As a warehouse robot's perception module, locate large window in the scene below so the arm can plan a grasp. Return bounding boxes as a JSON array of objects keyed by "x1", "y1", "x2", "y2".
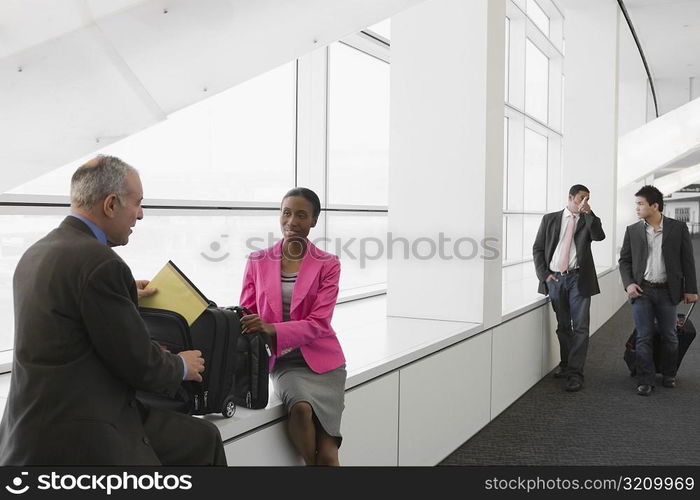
[
  {"x1": 325, "y1": 33, "x2": 390, "y2": 296},
  {"x1": 675, "y1": 207, "x2": 690, "y2": 223},
  {"x1": 0, "y1": 26, "x2": 392, "y2": 363},
  {"x1": 0, "y1": 212, "x2": 66, "y2": 353},
  {"x1": 328, "y1": 43, "x2": 390, "y2": 206},
  {"x1": 525, "y1": 40, "x2": 549, "y2": 124},
  {"x1": 502, "y1": 0, "x2": 564, "y2": 312},
  {"x1": 526, "y1": 0, "x2": 550, "y2": 36},
  {"x1": 523, "y1": 128, "x2": 548, "y2": 211}
]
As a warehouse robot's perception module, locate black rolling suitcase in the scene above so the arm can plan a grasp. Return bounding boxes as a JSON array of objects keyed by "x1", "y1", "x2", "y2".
[
  {"x1": 624, "y1": 302, "x2": 696, "y2": 376},
  {"x1": 138, "y1": 305, "x2": 243, "y2": 418}
]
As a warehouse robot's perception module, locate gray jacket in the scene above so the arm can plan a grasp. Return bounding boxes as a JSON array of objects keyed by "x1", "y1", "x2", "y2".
[{"x1": 618, "y1": 216, "x2": 697, "y2": 304}]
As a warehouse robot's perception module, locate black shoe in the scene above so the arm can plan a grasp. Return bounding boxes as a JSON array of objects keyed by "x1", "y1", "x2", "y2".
[
  {"x1": 565, "y1": 378, "x2": 582, "y2": 392},
  {"x1": 662, "y1": 376, "x2": 677, "y2": 388},
  {"x1": 553, "y1": 366, "x2": 567, "y2": 379},
  {"x1": 637, "y1": 384, "x2": 653, "y2": 396}
]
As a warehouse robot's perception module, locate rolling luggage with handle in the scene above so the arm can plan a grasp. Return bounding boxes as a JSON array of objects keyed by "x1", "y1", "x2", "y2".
[{"x1": 623, "y1": 302, "x2": 696, "y2": 376}]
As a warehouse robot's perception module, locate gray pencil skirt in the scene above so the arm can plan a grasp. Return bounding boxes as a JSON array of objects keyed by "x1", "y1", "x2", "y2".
[{"x1": 271, "y1": 348, "x2": 347, "y2": 446}]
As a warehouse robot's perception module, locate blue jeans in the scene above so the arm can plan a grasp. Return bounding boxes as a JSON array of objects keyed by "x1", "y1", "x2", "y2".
[
  {"x1": 547, "y1": 272, "x2": 591, "y2": 381},
  {"x1": 630, "y1": 287, "x2": 678, "y2": 386}
]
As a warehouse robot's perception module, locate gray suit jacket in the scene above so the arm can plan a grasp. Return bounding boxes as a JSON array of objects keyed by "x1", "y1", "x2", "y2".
[
  {"x1": 618, "y1": 216, "x2": 697, "y2": 304},
  {"x1": 0, "y1": 217, "x2": 184, "y2": 465},
  {"x1": 533, "y1": 210, "x2": 606, "y2": 297}
]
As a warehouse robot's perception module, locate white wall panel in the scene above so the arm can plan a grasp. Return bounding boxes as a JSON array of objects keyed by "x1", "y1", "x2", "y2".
[
  {"x1": 592, "y1": 271, "x2": 622, "y2": 334},
  {"x1": 339, "y1": 372, "x2": 399, "y2": 466},
  {"x1": 398, "y1": 331, "x2": 492, "y2": 465},
  {"x1": 562, "y1": 0, "x2": 619, "y2": 270},
  {"x1": 542, "y1": 304, "x2": 560, "y2": 376},
  {"x1": 224, "y1": 421, "x2": 304, "y2": 466},
  {"x1": 491, "y1": 308, "x2": 543, "y2": 417}
]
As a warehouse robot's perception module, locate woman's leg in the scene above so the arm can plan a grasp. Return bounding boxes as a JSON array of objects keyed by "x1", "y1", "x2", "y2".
[
  {"x1": 288, "y1": 402, "x2": 317, "y2": 465},
  {"x1": 315, "y1": 427, "x2": 340, "y2": 466}
]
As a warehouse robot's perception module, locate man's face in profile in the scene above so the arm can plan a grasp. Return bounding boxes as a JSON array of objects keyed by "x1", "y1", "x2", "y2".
[{"x1": 106, "y1": 171, "x2": 144, "y2": 247}]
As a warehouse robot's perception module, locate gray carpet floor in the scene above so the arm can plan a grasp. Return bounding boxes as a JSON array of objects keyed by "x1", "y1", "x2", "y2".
[{"x1": 441, "y1": 237, "x2": 700, "y2": 466}]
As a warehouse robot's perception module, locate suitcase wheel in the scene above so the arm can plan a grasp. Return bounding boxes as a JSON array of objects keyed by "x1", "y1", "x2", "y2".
[{"x1": 222, "y1": 397, "x2": 236, "y2": 418}]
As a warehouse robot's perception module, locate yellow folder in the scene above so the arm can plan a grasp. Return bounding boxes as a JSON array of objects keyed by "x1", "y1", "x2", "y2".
[{"x1": 138, "y1": 261, "x2": 209, "y2": 326}]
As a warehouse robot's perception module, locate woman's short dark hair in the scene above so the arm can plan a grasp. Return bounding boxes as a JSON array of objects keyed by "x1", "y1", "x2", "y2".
[
  {"x1": 282, "y1": 187, "x2": 321, "y2": 218},
  {"x1": 635, "y1": 185, "x2": 664, "y2": 212}
]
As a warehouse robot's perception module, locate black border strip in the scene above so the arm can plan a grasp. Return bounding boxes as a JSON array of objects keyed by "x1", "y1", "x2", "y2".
[
  {"x1": 0, "y1": 202, "x2": 68, "y2": 207},
  {"x1": 617, "y1": 0, "x2": 659, "y2": 118}
]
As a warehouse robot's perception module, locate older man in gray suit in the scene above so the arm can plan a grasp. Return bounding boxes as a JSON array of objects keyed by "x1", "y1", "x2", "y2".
[
  {"x1": 619, "y1": 185, "x2": 698, "y2": 396},
  {"x1": 0, "y1": 156, "x2": 227, "y2": 465}
]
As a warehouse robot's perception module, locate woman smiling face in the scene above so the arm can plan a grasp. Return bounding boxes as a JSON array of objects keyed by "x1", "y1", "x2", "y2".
[{"x1": 280, "y1": 195, "x2": 317, "y2": 242}]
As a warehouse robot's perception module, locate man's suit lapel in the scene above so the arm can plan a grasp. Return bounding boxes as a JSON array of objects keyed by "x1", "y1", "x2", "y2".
[
  {"x1": 661, "y1": 217, "x2": 675, "y2": 275},
  {"x1": 547, "y1": 211, "x2": 563, "y2": 262},
  {"x1": 635, "y1": 221, "x2": 648, "y2": 266},
  {"x1": 661, "y1": 216, "x2": 674, "y2": 249}
]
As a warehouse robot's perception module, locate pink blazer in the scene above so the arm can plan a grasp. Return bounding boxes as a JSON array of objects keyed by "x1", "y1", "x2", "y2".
[{"x1": 239, "y1": 240, "x2": 345, "y2": 373}]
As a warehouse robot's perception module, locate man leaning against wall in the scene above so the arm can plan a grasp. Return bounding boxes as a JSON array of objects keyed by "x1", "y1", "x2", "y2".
[{"x1": 533, "y1": 184, "x2": 606, "y2": 393}]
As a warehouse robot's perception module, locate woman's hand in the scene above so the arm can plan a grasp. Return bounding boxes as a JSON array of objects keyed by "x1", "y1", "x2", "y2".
[{"x1": 240, "y1": 314, "x2": 277, "y2": 337}]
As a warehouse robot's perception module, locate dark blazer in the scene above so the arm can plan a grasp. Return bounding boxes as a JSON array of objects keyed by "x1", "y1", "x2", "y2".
[
  {"x1": 618, "y1": 216, "x2": 697, "y2": 304},
  {"x1": 533, "y1": 210, "x2": 606, "y2": 297},
  {"x1": 0, "y1": 217, "x2": 184, "y2": 465}
]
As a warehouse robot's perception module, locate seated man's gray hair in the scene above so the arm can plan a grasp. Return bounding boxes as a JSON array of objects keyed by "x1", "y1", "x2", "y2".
[{"x1": 70, "y1": 155, "x2": 137, "y2": 210}]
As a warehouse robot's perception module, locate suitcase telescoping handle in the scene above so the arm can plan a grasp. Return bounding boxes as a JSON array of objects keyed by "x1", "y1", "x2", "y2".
[{"x1": 681, "y1": 301, "x2": 696, "y2": 327}]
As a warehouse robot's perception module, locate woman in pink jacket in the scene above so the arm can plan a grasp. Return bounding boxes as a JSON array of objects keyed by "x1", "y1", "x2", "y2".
[{"x1": 239, "y1": 188, "x2": 346, "y2": 466}]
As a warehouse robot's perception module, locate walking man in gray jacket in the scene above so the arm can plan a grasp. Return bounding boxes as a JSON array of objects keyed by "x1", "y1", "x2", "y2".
[{"x1": 619, "y1": 185, "x2": 697, "y2": 396}]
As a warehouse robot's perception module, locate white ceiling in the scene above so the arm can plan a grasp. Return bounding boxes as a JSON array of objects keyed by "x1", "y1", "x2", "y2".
[
  {"x1": 623, "y1": 0, "x2": 700, "y2": 80},
  {"x1": 622, "y1": 0, "x2": 700, "y2": 180},
  {"x1": 0, "y1": 0, "x2": 148, "y2": 59},
  {"x1": 2, "y1": 0, "x2": 697, "y2": 189},
  {"x1": 0, "y1": 0, "x2": 421, "y2": 193}
]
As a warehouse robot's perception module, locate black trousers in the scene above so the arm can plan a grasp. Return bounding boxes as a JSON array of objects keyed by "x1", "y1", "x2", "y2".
[{"x1": 141, "y1": 403, "x2": 227, "y2": 466}]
